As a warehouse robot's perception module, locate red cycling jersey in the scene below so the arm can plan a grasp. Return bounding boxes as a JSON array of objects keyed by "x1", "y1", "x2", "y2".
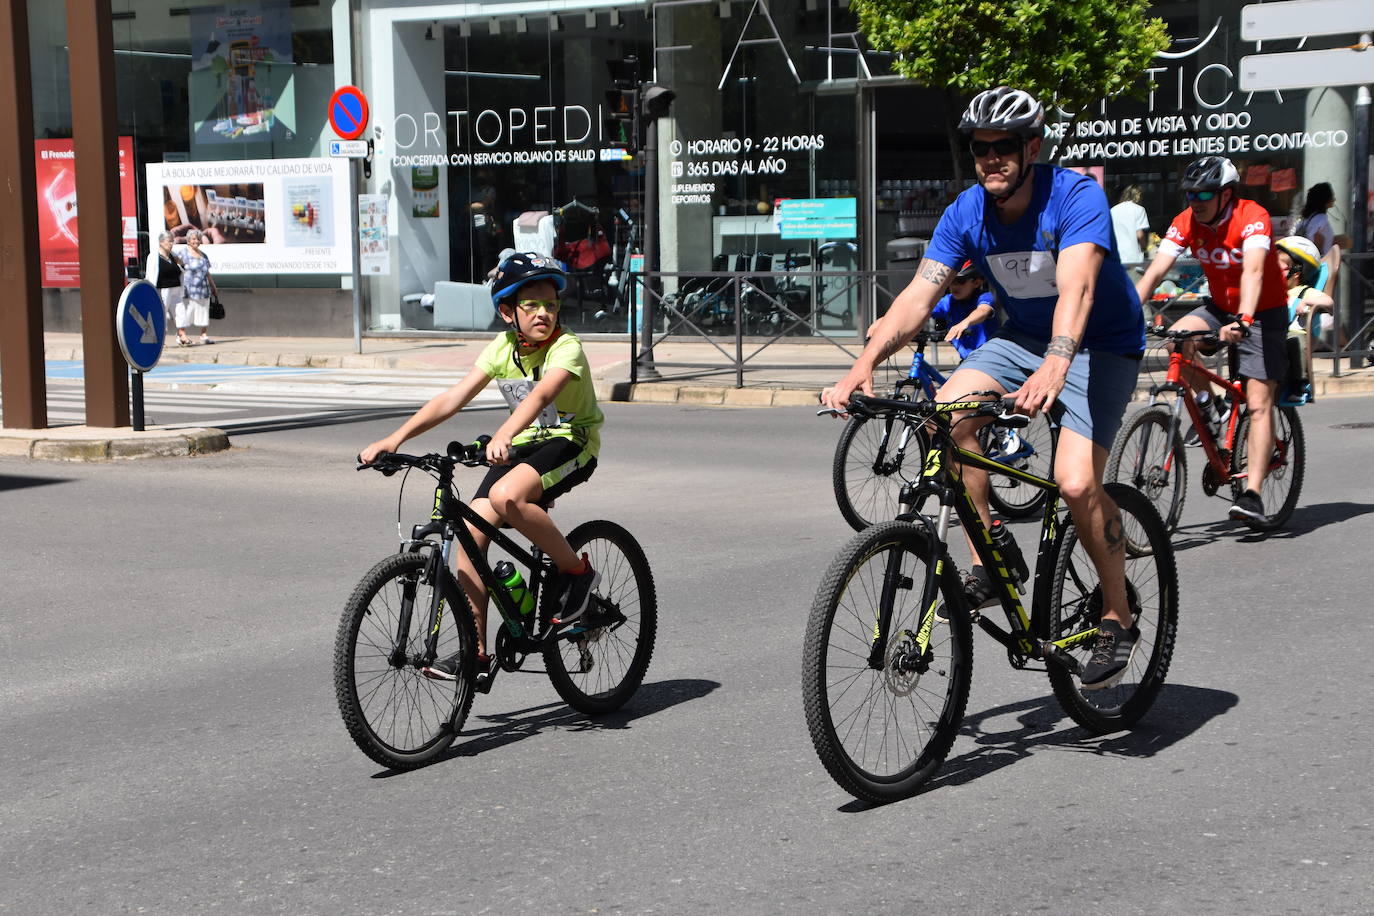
[{"x1": 1159, "y1": 197, "x2": 1287, "y2": 314}]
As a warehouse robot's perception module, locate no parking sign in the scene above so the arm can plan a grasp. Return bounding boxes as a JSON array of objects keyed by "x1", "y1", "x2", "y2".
[{"x1": 328, "y1": 86, "x2": 370, "y2": 140}]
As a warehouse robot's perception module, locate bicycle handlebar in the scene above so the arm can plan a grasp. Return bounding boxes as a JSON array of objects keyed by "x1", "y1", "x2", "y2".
[
  {"x1": 1147, "y1": 326, "x2": 1228, "y2": 346},
  {"x1": 357, "y1": 435, "x2": 492, "y2": 476},
  {"x1": 842, "y1": 392, "x2": 1028, "y2": 428}
]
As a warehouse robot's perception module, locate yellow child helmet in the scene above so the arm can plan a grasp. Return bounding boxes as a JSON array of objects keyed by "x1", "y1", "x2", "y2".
[{"x1": 1275, "y1": 235, "x2": 1320, "y2": 280}]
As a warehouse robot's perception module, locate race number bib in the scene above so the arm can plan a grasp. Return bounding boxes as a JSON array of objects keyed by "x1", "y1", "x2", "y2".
[
  {"x1": 496, "y1": 378, "x2": 561, "y2": 428},
  {"x1": 987, "y1": 250, "x2": 1058, "y2": 299}
]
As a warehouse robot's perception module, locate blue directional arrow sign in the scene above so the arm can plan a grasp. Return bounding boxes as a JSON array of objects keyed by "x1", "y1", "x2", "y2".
[{"x1": 116, "y1": 280, "x2": 166, "y2": 373}]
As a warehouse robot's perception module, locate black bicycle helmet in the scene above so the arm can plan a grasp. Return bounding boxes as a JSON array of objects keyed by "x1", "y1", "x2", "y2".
[
  {"x1": 959, "y1": 86, "x2": 1045, "y2": 138},
  {"x1": 954, "y1": 259, "x2": 981, "y2": 280},
  {"x1": 490, "y1": 251, "x2": 567, "y2": 307},
  {"x1": 1181, "y1": 156, "x2": 1240, "y2": 192}
]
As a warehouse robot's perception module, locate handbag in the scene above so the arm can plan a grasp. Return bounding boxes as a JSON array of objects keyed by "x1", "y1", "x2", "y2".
[{"x1": 209, "y1": 294, "x2": 226, "y2": 320}]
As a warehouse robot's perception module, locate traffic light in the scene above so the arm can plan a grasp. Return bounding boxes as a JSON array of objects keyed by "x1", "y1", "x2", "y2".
[{"x1": 605, "y1": 56, "x2": 640, "y2": 153}]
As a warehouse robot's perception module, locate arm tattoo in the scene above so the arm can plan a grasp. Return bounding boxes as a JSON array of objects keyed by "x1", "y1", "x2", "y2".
[
  {"x1": 1046, "y1": 335, "x2": 1079, "y2": 360},
  {"x1": 1103, "y1": 512, "x2": 1124, "y2": 556},
  {"x1": 918, "y1": 258, "x2": 952, "y2": 287},
  {"x1": 877, "y1": 334, "x2": 904, "y2": 362}
]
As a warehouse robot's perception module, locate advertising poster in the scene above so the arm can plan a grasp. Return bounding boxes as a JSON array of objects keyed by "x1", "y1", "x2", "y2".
[
  {"x1": 358, "y1": 194, "x2": 390, "y2": 275},
  {"x1": 411, "y1": 166, "x2": 440, "y2": 218},
  {"x1": 189, "y1": 2, "x2": 295, "y2": 144},
  {"x1": 146, "y1": 157, "x2": 352, "y2": 273},
  {"x1": 34, "y1": 137, "x2": 138, "y2": 288}
]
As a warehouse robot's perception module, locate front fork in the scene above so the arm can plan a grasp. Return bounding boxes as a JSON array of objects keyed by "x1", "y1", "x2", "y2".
[{"x1": 868, "y1": 488, "x2": 956, "y2": 670}]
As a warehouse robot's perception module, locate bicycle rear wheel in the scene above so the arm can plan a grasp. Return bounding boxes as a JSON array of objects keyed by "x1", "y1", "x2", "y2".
[
  {"x1": 1045, "y1": 483, "x2": 1178, "y2": 733},
  {"x1": 983, "y1": 413, "x2": 1056, "y2": 519},
  {"x1": 832, "y1": 413, "x2": 928, "y2": 531},
  {"x1": 802, "y1": 521, "x2": 972, "y2": 803},
  {"x1": 334, "y1": 551, "x2": 477, "y2": 769},
  {"x1": 1230, "y1": 405, "x2": 1305, "y2": 530},
  {"x1": 544, "y1": 520, "x2": 657, "y2": 714},
  {"x1": 1106, "y1": 405, "x2": 1187, "y2": 534}
]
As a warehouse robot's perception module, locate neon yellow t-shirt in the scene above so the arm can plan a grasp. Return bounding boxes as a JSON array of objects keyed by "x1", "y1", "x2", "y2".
[{"x1": 475, "y1": 330, "x2": 603, "y2": 457}]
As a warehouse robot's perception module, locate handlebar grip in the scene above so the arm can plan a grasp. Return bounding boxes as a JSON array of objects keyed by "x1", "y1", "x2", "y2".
[{"x1": 447, "y1": 435, "x2": 492, "y2": 464}]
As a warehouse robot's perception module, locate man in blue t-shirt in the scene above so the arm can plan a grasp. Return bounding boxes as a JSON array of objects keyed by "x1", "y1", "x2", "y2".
[{"x1": 823, "y1": 86, "x2": 1147, "y2": 691}]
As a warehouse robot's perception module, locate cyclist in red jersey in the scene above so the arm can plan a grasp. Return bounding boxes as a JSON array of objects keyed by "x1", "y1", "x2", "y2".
[{"x1": 1135, "y1": 156, "x2": 1290, "y2": 527}]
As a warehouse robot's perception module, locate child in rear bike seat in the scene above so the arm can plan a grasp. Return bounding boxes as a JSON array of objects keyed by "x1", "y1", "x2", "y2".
[
  {"x1": 931, "y1": 259, "x2": 1000, "y2": 360},
  {"x1": 359, "y1": 252, "x2": 604, "y2": 681}
]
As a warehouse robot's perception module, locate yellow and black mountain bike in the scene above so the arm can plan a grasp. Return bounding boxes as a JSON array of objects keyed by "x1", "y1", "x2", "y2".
[
  {"x1": 334, "y1": 439, "x2": 656, "y2": 770},
  {"x1": 804, "y1": 394, "x2": 1178, "y2": 804}
]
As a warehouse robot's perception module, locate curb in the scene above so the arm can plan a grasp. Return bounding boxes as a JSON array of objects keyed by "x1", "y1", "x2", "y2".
[
  {"x1": 597, "y1": 375, "x2": 1374, "y2": 407},
  {"x1": 0, "y1": 427, "x2": 231, "y2": 462},
  {"x1": 47, "y1": 346, "x2": 438, "y2": 373}
]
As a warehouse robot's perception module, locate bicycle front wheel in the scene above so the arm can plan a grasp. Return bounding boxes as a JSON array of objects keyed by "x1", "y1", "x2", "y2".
[
  {"x1": 1230, "y1": 404, "x2": 1305, "y2": 530},
  {"x1": 832, "y1": 413, "x2": 928, "y2": 531},
  {"x1": 983, "y1": 413, "x2": 1057, "y2": 519},
  {"x1": 1106, "y1": 405, "x2": 1188, "y2": 533},
  {"x1": 334, "y1": 551, "x2": 477, "y2": 769},
  {"x1": 802, "y1": 521, "x2": 972, "y2": 803},
  {"x1": 544, "y1": 520, "x2": 657, "y2": 715},
  {"x1": 1045, "y1": 483, "x2": 1178, "y2": 733}
]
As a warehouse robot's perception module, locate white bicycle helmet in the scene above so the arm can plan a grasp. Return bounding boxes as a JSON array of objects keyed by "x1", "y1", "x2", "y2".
[
  {"x1": 959, "y1": 87, "x2": 1046, "y2": 138},
  {"x1": 1181, "y1": 156, "x2": 1240, "y2": 191}
]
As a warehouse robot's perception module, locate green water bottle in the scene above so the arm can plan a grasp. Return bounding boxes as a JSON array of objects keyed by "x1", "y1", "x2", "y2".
[{"x1": 493, "y1": 561, "x2": 535, "y2": 616}]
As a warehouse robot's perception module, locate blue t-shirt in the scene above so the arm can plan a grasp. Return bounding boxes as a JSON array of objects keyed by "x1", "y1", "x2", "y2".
[
  {"x1": 931, "y1": 290, "x2": 999, "y2": 360},
  {"x1": 925, "y1": 164, "x2": 1145, "y2": 356}
]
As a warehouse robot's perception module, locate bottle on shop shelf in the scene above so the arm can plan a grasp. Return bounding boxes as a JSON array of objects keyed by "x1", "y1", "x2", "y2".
[
  {"x1": 989, "y1": 519, "x2": 1029, "y2": 586},
  {"x1": 492, "y1": 560, "x2": 535, "y2": 618}
]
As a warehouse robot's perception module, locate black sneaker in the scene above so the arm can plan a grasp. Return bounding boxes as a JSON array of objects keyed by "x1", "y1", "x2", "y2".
[
  {"x1": 552, "y1": 556, "x2": 601, "y2": 626},
  {"x1": 1229, "y1": 489, "x2": 1268, "y2": 526},
  {"x1": 962, "y1": 565, "x2": 997, "y2": 610},
  {"x1": 422, "y1": 652, "x2": 463, "y2": 681},
  {"x1": 1080, "y1": 619, "x2": 1139, "y2": 690}
]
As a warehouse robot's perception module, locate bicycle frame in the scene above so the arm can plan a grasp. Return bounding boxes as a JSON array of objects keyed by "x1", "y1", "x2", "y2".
[
  {"x1": 865, "y1": 398, "x2": 1091, "y2": 678},
  {"x1": 390, "y1": 466, "x2": 561, "y2": 673},
  {"x1": 1143, "y1": 345, "x2": 1246, "y2": 485}
]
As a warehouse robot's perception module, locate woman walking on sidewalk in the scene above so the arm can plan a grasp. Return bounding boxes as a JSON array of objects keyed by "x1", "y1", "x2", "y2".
[
  {"x1": 175, "y1": 229, "x2": 217, "y2": 346},
  {"x1": 144, "y1": 231, "x2": 183, "y2": 332}
]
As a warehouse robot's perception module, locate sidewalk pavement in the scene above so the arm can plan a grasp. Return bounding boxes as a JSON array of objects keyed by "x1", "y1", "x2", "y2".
[{"x1": 6, "y1": 330, "x2": 1373, "y2": 460}]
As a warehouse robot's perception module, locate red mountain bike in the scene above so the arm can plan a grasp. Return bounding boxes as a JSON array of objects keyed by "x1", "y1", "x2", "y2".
[{"x1": 1107, "y1": 326, "x2": 1305, "y2": 532}]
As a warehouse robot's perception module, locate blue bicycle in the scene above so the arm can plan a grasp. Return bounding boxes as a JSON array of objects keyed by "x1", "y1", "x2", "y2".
[{"x1": 832, "y1": 324, "x2": 1058, "y2": 530}]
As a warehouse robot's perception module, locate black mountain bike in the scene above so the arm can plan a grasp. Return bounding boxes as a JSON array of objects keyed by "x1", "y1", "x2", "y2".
[
  {"x1": 832, "y1": 328, "x2": 1057, "y2": 530},
  {"x1": 334, "y1": 439, "x2": 657, "y2": 770},
  {"x1": 805, "y1": 394, "x2": 1178, "y2": 804}
]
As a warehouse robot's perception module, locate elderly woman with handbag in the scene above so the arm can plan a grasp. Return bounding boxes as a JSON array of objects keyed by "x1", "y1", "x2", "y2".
[
  {"x1": 144, "y1": 231, "x2": 184, "y2": 336},
  {"x1": 175, "y1": 229, "x2": 218, "y2": 346}
]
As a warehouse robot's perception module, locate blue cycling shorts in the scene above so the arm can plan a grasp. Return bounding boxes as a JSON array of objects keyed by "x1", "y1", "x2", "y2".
[{"x1": 958, "y1": 331, "x2": 1140, "y2": 449}]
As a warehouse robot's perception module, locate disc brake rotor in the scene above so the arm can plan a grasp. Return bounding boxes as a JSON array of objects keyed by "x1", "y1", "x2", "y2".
[{"x1": 883, "y1": 630, "x2": 922, "y2": 697}]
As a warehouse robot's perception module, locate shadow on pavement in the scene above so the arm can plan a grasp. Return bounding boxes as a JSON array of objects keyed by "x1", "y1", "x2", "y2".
[
  {"x1": 838, "y1": 683, "x2": 1237, "y2": 811},
  {"x1": 1170, "y1": 499, "x2": 1374, "y2": 550},
  {"x1": 0, "y1": 473, "x2": 73, "y2": 491},
  {"x1": 373, "y1": 677, "x2": 720, "y2": 776}
]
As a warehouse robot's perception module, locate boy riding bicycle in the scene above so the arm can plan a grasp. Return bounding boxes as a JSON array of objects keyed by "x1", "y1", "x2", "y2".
[
  {"x1": 932, "y1": 260, "x2": 1000, "y2": 360},
  {"x1": 359, "y1": 252, "x2": 603, "y2": 680}
]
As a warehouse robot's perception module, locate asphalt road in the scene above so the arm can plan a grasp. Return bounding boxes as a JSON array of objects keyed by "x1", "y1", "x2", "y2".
[{"x1": 2, "y1": 398, "x2": 1372, "y2": 914}]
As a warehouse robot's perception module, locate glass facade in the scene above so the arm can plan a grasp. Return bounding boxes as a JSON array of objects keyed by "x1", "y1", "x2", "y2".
[{"x1": 24, "y1": 0, "x2": 1369, "y2": 337}]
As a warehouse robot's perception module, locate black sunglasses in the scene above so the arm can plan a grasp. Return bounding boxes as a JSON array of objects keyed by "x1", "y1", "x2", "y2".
[{"x1": 969, "y1": 137, "x2": 1023, "y2": 158}]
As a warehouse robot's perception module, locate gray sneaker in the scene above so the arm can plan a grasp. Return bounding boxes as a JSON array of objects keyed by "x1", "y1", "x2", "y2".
[{"x1": 1080, "y1": 619, "x2": 1139, "y2": 690}]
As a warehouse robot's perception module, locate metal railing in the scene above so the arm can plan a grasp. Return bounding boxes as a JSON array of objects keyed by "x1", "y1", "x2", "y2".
[
  {"x1": 1327, "y1": 249, "x2": 1374, "y2": 374},
  {"x1": 626, "y1": 268, "x2": 912, "y2": 387},
  {"x1": 623, "y1": 254, "x2": 1374, "y2": 387}
]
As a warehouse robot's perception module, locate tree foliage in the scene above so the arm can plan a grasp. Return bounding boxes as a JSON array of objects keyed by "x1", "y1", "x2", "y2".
[{"x1": 852, "y1": 0, "x2": 1170, "y2": 117}]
